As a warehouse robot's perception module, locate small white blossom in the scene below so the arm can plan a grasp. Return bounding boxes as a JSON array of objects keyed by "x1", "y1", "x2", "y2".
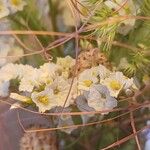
[
  {"x1": 101, "y1": 72, "x2": 128, "y2": 97},
  {"x1": 78, "y1": 67, "x2": 99, "y2": 91},
  {"x1": 84, "y1": 85, "x2": 117, "y2": 113},
  {"x1": 31, "y1": 89, "x2": 56, "y2": 113},
  {"x1": 97, "y1": 64, "x2": 111, "y2": 80},
  {"x1": 8, "y1": 0, "x2": 27, "y2": 13},
  {"x1": 57, "y1": 56, "x2": 75, "y2": 78},
  {"x1": 76, "y1": 95, "x2": 95, "y2": 123},
  {"x1": 46, "y1": 76, "x2": 76, "y2": 107},
  {"x1": 0, "y1": 0, "x2": 9, "y2": 19},
  {"x1": 40, "y1": 62, "x2": 62, "y2": 78},
  {"x1": 19, "y1": 68, "x2": 41, "y2": 92}
]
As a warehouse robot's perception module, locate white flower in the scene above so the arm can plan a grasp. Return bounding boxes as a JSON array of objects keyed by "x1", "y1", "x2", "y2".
[
  {"x1": 57, "y1": 56, "x2": 75, "y2": 78},
  {"x1": 40, "y1": 62, "x2": 62, "y2": 78},
  {"x1": 0, "y1": 81, "x2": 10, "y2": 97},
  {"x1": 16, "y1": 64, "x2": 35, "y2": 79},
  {"x1": 84, "y1": 84, "x2": 117, "y2": 113},
  {"x1": 8, "y1": 0, "x2": 27, "y2": 13},
  {"x1": 46, "y1": 76, "x2": 76, "y2": 107},
  {"x1": 76, "y1": 95, "x2": 95, "y2": 122},
  {"x1": 31, "y1": 89, "x2": 56, "y2": 113},
  {"x1": 101, "y1": 71, "x2": 128, "y2": 97},
  {"x1": 0, "y1": 0, "x2": 9, "y2": 19},
  {"x1": 19, "y1": 68, "x2": 41, "y2": 92},
  {"x1": 97, "y1": 64, "x2": 111, "y2": 80},
  {"x1": 78, "y1": 67, "x2": 99, "y2": 91},
  {"x1": 19, "y1": 63, "x2": 61, "y2": 93}
]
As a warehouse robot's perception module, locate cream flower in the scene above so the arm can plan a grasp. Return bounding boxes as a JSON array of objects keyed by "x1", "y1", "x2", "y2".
[
  {"x1": 46, "y1": 76, "x2": 76, "y2": 107},
  {"x1": 40, "y1": 62, "x2": 62, "y2": 78},
  {"x1": 19, "y1": 69, "x2": 41, "y2": 92},
  {"x1": 84, "y1": 85, "x2": 117, "y2": 113},
  {"x1": 97, "y1": 64, "x2": 111, "y2": 80},
  {"x1": 31, "y1": 89, "x2": 56, "y2": 113},
  {"x1": 57, "y1": 56, "x2": 75, "y2": 78},
  {"x1": 0, "y1": 0, "x2": 9, "y2": 19},
  {"x1": 19, "y1": 63, "x2": 61, "y2": 93},
  {"x1": 101, "y1": 71, "x2": 127, "y2": 97},
  {"x1": 8, "y1": 0, "x2": 27, "y2": 13},
  {"x1": 78, "y1": 67, "x2": 99, "y2": 91}
]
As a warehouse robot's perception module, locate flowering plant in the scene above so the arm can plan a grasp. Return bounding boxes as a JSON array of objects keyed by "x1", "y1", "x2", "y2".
[{"x1": 0, "y1": 0, "x2": 150, "y2": 149}]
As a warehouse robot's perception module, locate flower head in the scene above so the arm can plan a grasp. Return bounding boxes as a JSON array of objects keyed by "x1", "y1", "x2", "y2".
[
  {"x1": 8, "y1": 0, "x2": 27, "y2": 13},
  {"x1": 97, "y1": 64, "x2": 111, "y2": 80},
  {"x1": 78, "y1": 67, "x2": 99, "y2": 91},
  {"x1": 57, "y1": 56, "x2": 75, "y2": 78},
  {"x1": 46, "y1": 76, "x2": 76, "y2": 107},
  {"x1": 84, "y1": 84, "x2": 117, "y2": 113},
  {"x1": 101, "y1": 72, "x2": 127, "y2": 97},
  {"x1": 31, "y1": 88, "x2": 56, "y2": 113},
  {"x1": 19, "y1": 68, "x2": 41, "y2": 92},
  {"x1": 0, "y1": 0, "x2": 9, "y2": 19}
]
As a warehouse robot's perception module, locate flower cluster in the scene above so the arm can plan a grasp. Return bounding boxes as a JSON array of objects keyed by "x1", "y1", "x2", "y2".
[
  {"x1": 0, "y1": 0, "x2": 26, "y2": 19},
  {"x1": 0, "y1": 55, "x2": 137, "y2": 133}
]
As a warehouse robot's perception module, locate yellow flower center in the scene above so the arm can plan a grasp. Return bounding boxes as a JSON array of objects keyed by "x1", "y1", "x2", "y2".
[
  {"x1": 83, "y1": 80, "x2": 93, "y2": 87},
  {"x1": 11, "y1": 0, "x2": 21, "y2": 6},
  {"x1": 109, "y1": 80, "x2": 121, "y2": 90},
  {"x1": 38, "y1": 96, "x2": 49, "y2": 105}
]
